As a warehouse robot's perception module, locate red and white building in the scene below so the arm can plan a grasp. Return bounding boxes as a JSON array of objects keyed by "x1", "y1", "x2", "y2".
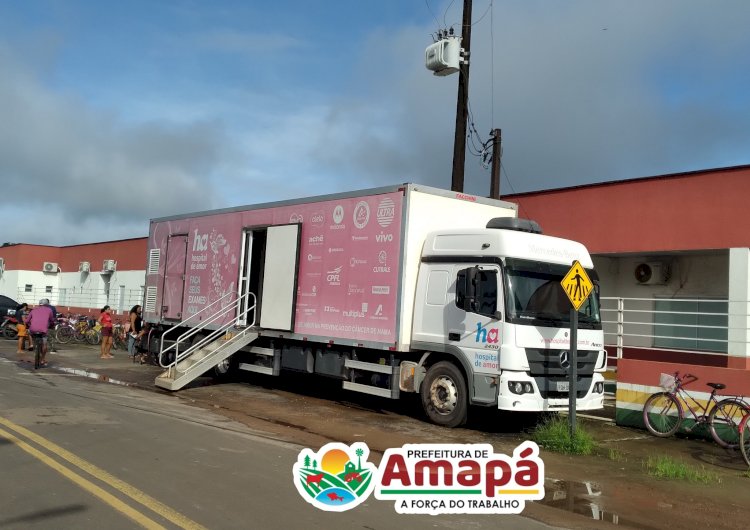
[{"x1": 0, "y1": 238, "x2": 147, "y2": 316}]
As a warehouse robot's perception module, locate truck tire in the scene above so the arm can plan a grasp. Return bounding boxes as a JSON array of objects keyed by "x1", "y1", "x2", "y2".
[
  {"x1": 213, "y1": 355, "x2": 237, "y2": 380},
  {"x1": 420, "y1": 361, "x2": 468, "y2": 427}
]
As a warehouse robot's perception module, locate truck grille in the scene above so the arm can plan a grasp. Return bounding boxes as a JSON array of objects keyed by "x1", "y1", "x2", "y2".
[{"x1": 525, "y1": 348, "x2": 598, "y2": 399}]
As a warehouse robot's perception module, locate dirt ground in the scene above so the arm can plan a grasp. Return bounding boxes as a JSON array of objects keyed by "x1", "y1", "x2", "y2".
[{"x1": 171, "y1": 373, "x2": 750, "y2": 530}]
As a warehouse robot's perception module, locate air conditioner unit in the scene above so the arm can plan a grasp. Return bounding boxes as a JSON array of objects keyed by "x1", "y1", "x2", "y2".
[
  {"x1": 102, "y1": 259, "x2": 117, "y2": 273},
  {"x1": 634, "y1": 262, "x2": 670, "y2": 285},
  {"x1": 43, "y1": 261, "x2": 59, "y2": 273},
  {"x1": 79, "y1": 261, "x2": 91, "y2": 273}
]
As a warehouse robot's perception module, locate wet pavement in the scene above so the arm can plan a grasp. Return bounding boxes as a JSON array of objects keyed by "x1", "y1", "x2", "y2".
[{"x1": 2, "y1": 339, "x2": 750, "y2": 529}]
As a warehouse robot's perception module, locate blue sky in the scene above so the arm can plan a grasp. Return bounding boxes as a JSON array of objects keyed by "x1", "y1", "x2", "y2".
[{"x1": 1, "y1": 0, "x2": 749, "y2": 245}]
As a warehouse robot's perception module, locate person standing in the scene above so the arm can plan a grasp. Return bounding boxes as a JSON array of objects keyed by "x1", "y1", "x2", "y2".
[
  {"x1": 127, "y1": 305, "x2": 144, "y2": 358},
  {"x1": 26, "y1": 299, "x2": 55, "y2": 367},
  {"x1": 98, "y1": 305, "x2": 114, "y2": 359},
  {"x1": 15, "y1": 303, "x2": 29, "y2": 354}
]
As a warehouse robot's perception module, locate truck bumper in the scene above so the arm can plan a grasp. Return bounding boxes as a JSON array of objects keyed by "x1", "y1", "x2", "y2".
[{"x1": 497, "y1": 372, "x2": 605, "y2": 412}]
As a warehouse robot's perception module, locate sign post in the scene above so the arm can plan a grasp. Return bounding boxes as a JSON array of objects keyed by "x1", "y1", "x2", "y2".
[{"x1": 560, "y1": 260, "x2": 593, "y2": 437}]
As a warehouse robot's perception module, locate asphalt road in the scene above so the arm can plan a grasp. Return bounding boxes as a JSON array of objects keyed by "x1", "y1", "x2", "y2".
[{"x1": 0, "y1": 358, "x2": 555, "y2": 530}]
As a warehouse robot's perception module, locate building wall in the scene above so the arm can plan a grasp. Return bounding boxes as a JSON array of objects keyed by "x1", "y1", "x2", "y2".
[
  {"x1": 507, "y1": 165, "x2": 750, "y2": 254},
  {"x1": 0, "y1": 238, "x2": 147, "y2": 314}
]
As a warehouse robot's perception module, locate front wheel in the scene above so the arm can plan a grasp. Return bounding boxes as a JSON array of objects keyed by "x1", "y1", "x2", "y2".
[
  {"x1": 420, "y1": 361, "x2": 468, "y2": 428},
  {"x1": 643, "y1": 392, "x2": 683, "y2": 437},
  {"x1": 2, "y1": 323, "x2": 18, "y2": 340},
  {"x1": 739, "y1": 414, "x2": 750, "y2": 468},
  {"x1": 708, "y1": 398, "x2": 749, "y2": 448}
]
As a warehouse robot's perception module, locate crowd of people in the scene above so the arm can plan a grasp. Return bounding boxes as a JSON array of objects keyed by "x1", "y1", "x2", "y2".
[{"x1": 14, "y1": 301, "x2": 149, "y2": 365}]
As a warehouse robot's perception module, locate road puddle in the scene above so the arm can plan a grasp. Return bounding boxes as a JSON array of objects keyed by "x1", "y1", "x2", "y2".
[{"x1": 539, "y1": 479, "x2": 652, "y2": 528}]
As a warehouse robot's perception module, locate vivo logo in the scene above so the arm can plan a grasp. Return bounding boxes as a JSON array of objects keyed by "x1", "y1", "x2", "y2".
[
  {"x1": 475, "y1": 322, "x2": 500, "y2": 344},
  {"x1": 193, "y1": 229, "x2": 208, "y2": 251},
  {"x1": 375, "y1": 232, "x2": 393, "y2": 243}
]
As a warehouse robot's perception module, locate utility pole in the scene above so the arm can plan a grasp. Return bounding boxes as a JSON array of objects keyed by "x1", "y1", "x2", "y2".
[
  {"x1": 450, "y1": 0, "x2": 473, "y2": 193},
  {"x1": 489, "y1": 128, "x2": 502, "y2": 199}
]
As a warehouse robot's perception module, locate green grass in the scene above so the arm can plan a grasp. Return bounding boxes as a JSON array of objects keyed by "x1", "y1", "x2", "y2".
[
  {"x1": 607, "y1": 448, "x2": 626, "y2": 462},
  {"x1": 644, "y1": 455, "x2": 722, "y2": 484},
  {"x1": 531, "y1": 416, "x2": 596, "y2": 455}
]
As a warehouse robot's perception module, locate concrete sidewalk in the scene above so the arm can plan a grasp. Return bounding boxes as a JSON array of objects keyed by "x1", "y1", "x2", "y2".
[{"x1": 2, "y1": 340, "x2": 164, "y2": 389}]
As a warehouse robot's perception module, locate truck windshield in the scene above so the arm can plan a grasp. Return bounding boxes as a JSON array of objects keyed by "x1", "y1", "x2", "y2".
[{"x1": 503, "y1": 258, "x2": 602, "y2": 329}]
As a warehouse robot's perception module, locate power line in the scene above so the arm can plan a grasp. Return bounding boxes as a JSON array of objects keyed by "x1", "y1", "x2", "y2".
[
  {"x1": 423, "y1": 0, "x2": 441, "y2": 29},
  {"x1": 443, "y1": 0, "x2": 456, "y2": 29}
]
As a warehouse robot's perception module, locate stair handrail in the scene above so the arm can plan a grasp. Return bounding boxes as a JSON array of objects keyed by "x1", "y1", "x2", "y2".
[
  {"x1": 159, "y1": 291, "x2": 256, "y2": 369},
  {"x1": 160, "y1": 290, "x2": 236, "y2": 350}
]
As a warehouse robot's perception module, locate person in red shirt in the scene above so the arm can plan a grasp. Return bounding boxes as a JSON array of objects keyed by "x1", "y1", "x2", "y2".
[{"x1": 98, "y1": 305, "x2": 114, "y2": 359}]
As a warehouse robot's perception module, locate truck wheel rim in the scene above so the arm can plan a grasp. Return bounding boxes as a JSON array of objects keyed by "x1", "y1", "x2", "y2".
[
  {"x1": 216, "y1": 359, "x2": 230, "y2": 373},
  {"x1": 429, "y1": 376, "x2": 458, "y2": 415}
]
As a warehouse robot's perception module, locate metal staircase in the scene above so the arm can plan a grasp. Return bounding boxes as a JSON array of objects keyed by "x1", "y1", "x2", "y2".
[{"x1": 155, "y1": 291, "x2": 258, "y2": 391}]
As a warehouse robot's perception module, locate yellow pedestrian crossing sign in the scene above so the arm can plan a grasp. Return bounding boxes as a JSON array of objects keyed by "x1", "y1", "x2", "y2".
[{"x1": 561, "y1": 260, "x2": 593, "y2": 310}]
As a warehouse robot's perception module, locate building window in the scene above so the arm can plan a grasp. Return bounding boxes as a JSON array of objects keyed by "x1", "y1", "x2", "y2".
[
  {"x1": 45, "y1": 286, "x2": 53, "y2": 293},
  {"x1": 653, "y1": 299, "x2": 728, "y2": 353},
  {"x1": 25, "y1": 284, "x2": 32, "y2": 292}
]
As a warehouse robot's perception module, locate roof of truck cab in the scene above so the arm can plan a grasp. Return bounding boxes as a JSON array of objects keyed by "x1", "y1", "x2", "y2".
[{"x1": 421, "y1": 228, "x2": 594, "y2": 268}]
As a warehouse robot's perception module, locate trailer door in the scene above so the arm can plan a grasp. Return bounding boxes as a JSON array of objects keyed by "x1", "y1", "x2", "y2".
[
  {"x1": 162, "y1": 234, "x2": 188, "y2": 320},
  {"x1": 259, "y1": 224, "x2": 300, "y2": 331}
]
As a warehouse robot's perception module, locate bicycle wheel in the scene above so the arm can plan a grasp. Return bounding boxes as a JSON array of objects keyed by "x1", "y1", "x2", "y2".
[
  {"x1": 34, "y1": 337, "x2": 42, "y2": 369},
  {"x1": 708, "y1": 398, "x2": 749, "y2": 448},
  {"x1": 643, "y1": 392, "x2": 683, "y2": 437},
  {"x1": 739, "y1": 414, "x2": 750, "y2": 468},
  {"x1": 55, "y1": 325, "x2": 74, "y2": 344},
  {"x1": 86, "y1": 329, "x2": 101, "y2": 345}
]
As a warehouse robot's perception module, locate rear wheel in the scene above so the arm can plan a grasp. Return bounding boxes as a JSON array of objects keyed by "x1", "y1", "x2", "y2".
[
  {"x1": 420, "y1": 361, "x2": 468, "y2": 428},
  {"x1": 739, "y1": 414, "x2": 750, "y2": 468},
  {"x1": 86, "y1": 329, "x2": 101, "y2": 345},
  {"x1": 708, "y1": 398, "x2": 749, "y2": 448},
  {"x1": 34, "y1": 336, "x2": 42, "y2": 369},
  {"x1": 2, "y1": 323, "x2": 18, "y2": 340},
  {"x1": 643, "y1": 392, "x2": 682, "y2": 437},
  {"x1": 55, "y1": 325, "x2": 74, "y2": 344}
]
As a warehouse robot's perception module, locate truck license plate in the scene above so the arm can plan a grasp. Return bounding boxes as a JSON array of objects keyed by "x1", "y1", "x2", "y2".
[{"x1": 556, "y1": 381, "x2": 570, "y2": 392}]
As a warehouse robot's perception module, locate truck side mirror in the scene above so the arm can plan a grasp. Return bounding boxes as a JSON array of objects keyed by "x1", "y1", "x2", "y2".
[{"x1": 456, "y1": 267, "x2": 480, "y2": 313}]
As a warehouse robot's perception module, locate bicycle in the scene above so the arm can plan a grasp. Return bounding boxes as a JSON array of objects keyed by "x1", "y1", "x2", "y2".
[
  {"x1": 642, "y1": 372, "x2": 749, "y2": 448},
  {"x1": 30, "y1": 332, "x2": 45, "y2": 369}
]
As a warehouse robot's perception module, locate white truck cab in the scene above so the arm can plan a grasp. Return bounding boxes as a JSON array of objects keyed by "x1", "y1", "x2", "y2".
[{"x1": 411, "y1": 217, "x2": 606, "y2": 421}]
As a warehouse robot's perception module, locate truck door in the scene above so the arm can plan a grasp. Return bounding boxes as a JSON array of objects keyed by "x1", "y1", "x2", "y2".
[
  {"x1": 162, "y1": 234, "x2": 188, "y2": 320},
  {"x1": 259, "y1": 224, "x2": 300, "y2": 330},
  {"x1": 453, "y1": 264, "x2": 504, "y2": 373}
]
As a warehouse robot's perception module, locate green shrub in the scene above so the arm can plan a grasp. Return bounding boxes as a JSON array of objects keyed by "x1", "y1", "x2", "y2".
[{"x1": 531, "y1": 415, "x2": 596, "y2": 455}]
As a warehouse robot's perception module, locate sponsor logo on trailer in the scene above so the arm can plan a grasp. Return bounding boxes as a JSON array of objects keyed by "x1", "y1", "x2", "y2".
[
  {"x1": 370, "y1": 304, "x2": 386, "y2": 320},
  {"x1": 353, "y1": 201, "x2": 370, "y2": 229},
  {"x1": 324, "y1": 306, "x2": 340, "y2": 313},
  {"x1": 343, "y1": 309, "x2": 365, "y2": 318},
  {"x1": 311, "y1": 211, "x2": 325, "y2": 227},
  {"x1": 375, "y1": 232, "x2": 393, "y2": 243},
  {"x1": 348, "y1": 284, "x2": 365, "y2": 295},
  {"x1": 351, "y1": 235, "x2": 368, "y2": 242},
  {"x1": 377, "y1": 198, "x2": 395, "y2": 228},
  {"x1": 328, "y1": 247, "x2": 344, "y2": 254},
  {"x1": 350, "y1": 257, "x2": 367, "y2": 268},
  {"x1": 373, "y1": 251, "x2": 391, "y2": 273},
  {"x1": 308, "y1": 235, "x2": 324, "y2": 246},
  {"x1": 371, "y1": 286, "x2": 390, "y2": 295},
  {"x1": 327, "y1": 266, "x2": 343, "y2": 286},
  {"x1": 290, "y1": 213, "x2": 304, "y2": 223},
  {"x1": 307, "y1": 254, "x2": 322, "y2": 263},
  {"x1": 331, "y1": 205, "x2": 345, "y2": 230},
  {"x1": 455, "y1": 193, "x2": 477, "y2": 202}
]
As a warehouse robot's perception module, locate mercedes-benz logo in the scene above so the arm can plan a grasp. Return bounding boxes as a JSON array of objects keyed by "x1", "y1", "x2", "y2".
[{"x1": 559, "y1": 350, "x2": 570, "y2": 370}]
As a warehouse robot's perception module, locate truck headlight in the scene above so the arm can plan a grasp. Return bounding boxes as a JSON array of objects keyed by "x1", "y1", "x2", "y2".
[{"x1": 509, "y1": 382, "x2": 534, "y2": 395}]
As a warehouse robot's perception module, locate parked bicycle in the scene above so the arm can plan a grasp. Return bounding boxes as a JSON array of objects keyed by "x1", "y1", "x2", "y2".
[{"x1": 642, "y1": 372, "x2": 749, "y2": 448}]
